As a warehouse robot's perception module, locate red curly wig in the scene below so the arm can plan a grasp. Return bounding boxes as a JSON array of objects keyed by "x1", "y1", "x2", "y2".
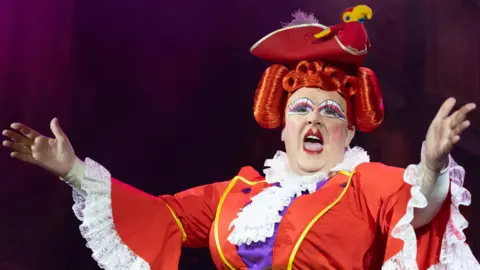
[{"x1": 253, "y1": 60, "x2": 384, "y2": 132}]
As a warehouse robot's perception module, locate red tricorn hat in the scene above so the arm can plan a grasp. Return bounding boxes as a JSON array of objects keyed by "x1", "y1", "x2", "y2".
[{"x1": 251, "y1": 7, "x2": 372, "y2": 66}]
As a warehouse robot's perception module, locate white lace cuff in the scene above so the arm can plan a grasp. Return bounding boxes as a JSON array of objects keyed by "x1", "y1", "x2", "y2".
[
  {"x1": 71, "y1": 158, "x2": 150, "y2": 270},
  {"x1": 382, "y1": 155, "x2": 479, "y2": 269}
]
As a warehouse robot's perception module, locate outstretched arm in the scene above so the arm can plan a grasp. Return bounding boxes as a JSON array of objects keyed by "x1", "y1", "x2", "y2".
[
  {"x1": 355, "y1": 158, "x2": 478, "y2": 269},
  {"x1": 64, "y1": 157, "x2": 227, "y2": 269},
  {"x1": 412, "y1": 98, "x2": 476, "y2": 228}
]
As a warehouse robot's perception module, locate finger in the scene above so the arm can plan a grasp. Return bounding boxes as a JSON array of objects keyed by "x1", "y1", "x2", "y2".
[
  {"x1": 453, "y1": 120, "x2": 471, "y2": 135},
  {"x1": 2, "y1": 130, "x2": 34, "y2": 145},
  {"x1": 2, "y1": 140, "x2": 32, "y2": 154},
  {"x1": 458, "y1": 103, "x2": 477, "y2": 119},
  {"x1": 450, "y1": 134, "x2": 461, "y2": 145},
  {"x1": 447, "y1": 110, "x2": 461, "y2": 130},
  {"x1": 10, "y1": 123, "x2": 41, "y2": 140},
  {"x1": 10, "y1": 152, "x2": 36, "y2": 164},
  {"x1": 50, "y1": 118, "x2": 67, "y2": 140},
  {"x1": 434, "y1": 97, "x2": 456, "y2": 121},
  {"x1": 449, "y1": 103, "x2": 476, "y2": 128}
]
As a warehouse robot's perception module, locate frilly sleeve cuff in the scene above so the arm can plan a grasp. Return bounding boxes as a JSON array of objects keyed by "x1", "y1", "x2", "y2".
[
  {"x1": 71, "y1": 158, "x2": 150, "y2": 270},
  {"x1": 383, "y1": 153, "x2": 479, "y2": 269}
]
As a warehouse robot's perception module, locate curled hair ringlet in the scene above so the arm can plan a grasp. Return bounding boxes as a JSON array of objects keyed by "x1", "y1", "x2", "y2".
[
  {"x1": 253, "y1": 64, "x2": 289, "y2": 129},
  {"x1": 296, "y1": 61, "x2": 322, "y2": 75},
  {"x1": 342, "y1": 76, "x2": 358, "y2": 97},
  {"x1": 282, "y1": 71, "x2": 302, "y2": 92},
  {"x1": 352, "y1": 67, "x2": 384, "y2": 132}
]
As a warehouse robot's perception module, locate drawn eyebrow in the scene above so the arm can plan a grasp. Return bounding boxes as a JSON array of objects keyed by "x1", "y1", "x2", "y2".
[
  {"x1": 288, "y1": 97, "x2": 314, "y2": 107},
  {"x1": 318, "y1": 99, "x2": 345, "y2": 112}
]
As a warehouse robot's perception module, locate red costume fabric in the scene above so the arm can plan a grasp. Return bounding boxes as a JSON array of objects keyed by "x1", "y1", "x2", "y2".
[{"x1": 72, "y1": 155, "x2": 477, "y2": 269}]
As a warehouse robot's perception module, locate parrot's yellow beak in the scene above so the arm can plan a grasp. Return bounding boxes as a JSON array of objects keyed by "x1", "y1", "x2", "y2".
[{"x1": 353, "y1": 5, "x2": 373, "y2": 21}]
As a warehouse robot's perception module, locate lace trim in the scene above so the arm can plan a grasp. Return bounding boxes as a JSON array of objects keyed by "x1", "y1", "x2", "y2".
[
  {"x1": 227, "y1": 146, "x2": 370, "y2": 246},
  {"x1": 72, "y1": 158, "x2": 150, "y2": 270},
  {"x1": 382, "y1": 155, "x2": 479, "y2": 269}
]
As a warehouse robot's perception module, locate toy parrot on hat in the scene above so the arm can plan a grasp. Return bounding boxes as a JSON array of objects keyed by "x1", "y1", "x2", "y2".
[{"x1": 314, "y1": 5, "x2": 372, "y2": 56}]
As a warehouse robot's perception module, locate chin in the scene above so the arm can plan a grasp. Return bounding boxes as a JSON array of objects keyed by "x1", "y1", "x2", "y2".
[
  {"x1": 291, "y1": 151, "x2": 324, "y2": 174},
  {"x1": 297, "y1": 160, "x2": 326, "y2": 174}
]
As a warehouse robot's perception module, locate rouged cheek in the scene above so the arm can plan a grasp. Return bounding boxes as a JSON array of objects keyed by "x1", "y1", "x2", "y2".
[
  {"x1": 325, "y1": 122, "x2": 348, "y2": 144},
  {"x1": 284, "y1": 116, "x2": 304, "y2": 142}
]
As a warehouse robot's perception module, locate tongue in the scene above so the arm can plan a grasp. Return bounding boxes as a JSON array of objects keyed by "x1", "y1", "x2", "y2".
[{"x1": 304, "y1": 142, "x2": 323, "y2": 151}]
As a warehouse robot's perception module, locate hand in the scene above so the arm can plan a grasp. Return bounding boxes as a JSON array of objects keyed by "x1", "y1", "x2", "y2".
[
  {"x1": 425, "y1": 98, "x2": 476, "y2": 171},
  {"x1": 2, "y1": 118, "x2": 77, "y2": 177}
]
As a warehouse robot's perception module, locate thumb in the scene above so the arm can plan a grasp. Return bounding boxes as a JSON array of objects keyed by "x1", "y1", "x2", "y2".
[{"x1": 50, "y1": 117, "x2": 67, "y2": 140}]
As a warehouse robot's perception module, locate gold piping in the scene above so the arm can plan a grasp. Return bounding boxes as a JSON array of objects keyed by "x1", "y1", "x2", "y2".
[
  {"x1": 165, "y1": 203, "x2": 187, "y2": 242},
  {"x1": 287, "y1": 170, "x2": 355, "y2": 269},
  {"x1": 214, "y1": 176, "x2": 266, "y2": 269}
]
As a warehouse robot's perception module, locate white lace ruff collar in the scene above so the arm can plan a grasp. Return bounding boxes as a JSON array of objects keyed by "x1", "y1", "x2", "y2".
[{"x1": 227, "y1": 146, "x2": 370, "y2": 246}]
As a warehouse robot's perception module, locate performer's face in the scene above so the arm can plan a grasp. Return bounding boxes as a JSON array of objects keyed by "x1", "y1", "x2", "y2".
[{"x1": 282, "y1": 87, "x2": 355, "y2": 175}]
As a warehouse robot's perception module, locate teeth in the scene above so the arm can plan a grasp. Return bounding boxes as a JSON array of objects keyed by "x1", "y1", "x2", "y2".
[{"x1": 307, "y1": 135, "x2": 320, "y2": 140}]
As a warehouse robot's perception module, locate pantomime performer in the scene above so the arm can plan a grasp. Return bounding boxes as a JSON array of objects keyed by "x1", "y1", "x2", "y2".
[{"x1": 2, "y1": 5, "x2": 479, "y2": 270}]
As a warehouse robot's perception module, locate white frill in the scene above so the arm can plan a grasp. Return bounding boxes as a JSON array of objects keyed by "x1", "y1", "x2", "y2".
[
  {"x1": 382, "y1": 152, "x2": 479, "y2": 269},
  {"x1": 227, "y1": 147, "x2": 370, "y2": 246},
  {"x1": 71, "y1": 158, "x2": 150, "y2": 270}
]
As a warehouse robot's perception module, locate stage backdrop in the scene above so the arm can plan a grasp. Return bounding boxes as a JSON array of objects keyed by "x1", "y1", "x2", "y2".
[{"x1": 0, "y1": 0, "x2": 479, "y2": 269}]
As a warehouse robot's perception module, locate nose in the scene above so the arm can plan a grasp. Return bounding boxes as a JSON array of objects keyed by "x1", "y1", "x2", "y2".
[{"x1": 306, "y1": 112, "x2": 322, "y2": 126}]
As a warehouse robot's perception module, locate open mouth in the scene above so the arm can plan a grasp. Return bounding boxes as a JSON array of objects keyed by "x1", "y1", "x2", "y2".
[{"x1": 303, "y1": 129, "x2": 323, "y2": 154}]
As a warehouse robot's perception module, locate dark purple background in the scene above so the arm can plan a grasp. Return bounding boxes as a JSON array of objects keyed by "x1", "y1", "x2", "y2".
[{"x1": 0, "y1": 0, "x2": 479, "y2": 269}]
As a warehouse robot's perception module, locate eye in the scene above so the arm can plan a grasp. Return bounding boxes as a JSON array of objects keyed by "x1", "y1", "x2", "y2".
[
  {"x1": 287, "y1": 98, "x2": 314, "y2": 115},
  {"x1": 345, "y1": 15, "x2": 350, "y2": 21},
  {"x1": 294, "y1": 106, "x2": 312, "y2": 113},
  {"x1": 323, "y1": 106, "x2": 343, "y2": 117},
  {"x1": 318, "y1": 100, "x2": 347, "y2": 121}
]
